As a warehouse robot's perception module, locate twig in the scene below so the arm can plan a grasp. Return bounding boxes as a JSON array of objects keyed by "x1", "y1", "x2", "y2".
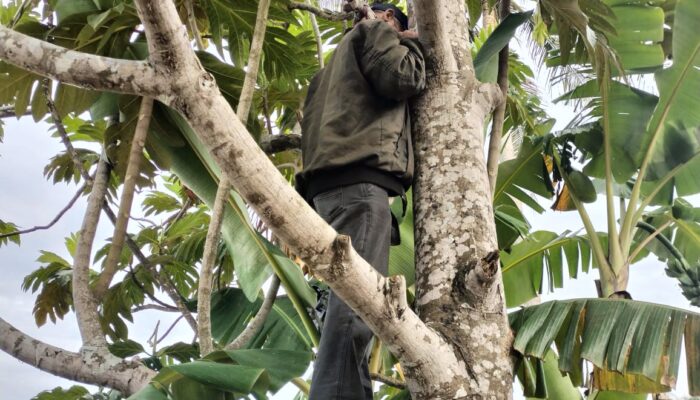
[
  {"x1": 288, "y1": 2, "x2": 353, "y2": 21},
  {"x1": 127, "y1": 265, "x2": 176, "y2": 309},
  {"x1": 132, "y1": 304, "x2": 179, "y2": 313},
  {"x1": 0, "y1": 183, "x2": 86, "y2": 239},
  {"x1": 370, "y1": 372, "x2": 406, "y2": 389},
  {"x1": 226, "y1": 276, "x2": 280, "y2": 350},
  {"x1": 43, "y1": 80, "x2": 93, "y2": 184},
  {"x1": 94, "y1": 98, "x2": 154, "y2": 299},
  {"x1": 156, "y1": 315, "x2": 184, "y2": 345}
]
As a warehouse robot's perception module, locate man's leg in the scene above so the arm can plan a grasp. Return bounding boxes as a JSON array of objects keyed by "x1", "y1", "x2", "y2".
[{"x1": 308, "y1": 183, "x2": 392, "y2": 400}]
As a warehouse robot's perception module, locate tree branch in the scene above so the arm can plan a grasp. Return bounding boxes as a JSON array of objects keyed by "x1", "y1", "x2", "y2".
[
  {"x1": 0, "y1": 26, "x2": 165, "y2": 97},
  {"x1": 72, "y1": 154, "x2": 110, "y2": 349},
  {"x1": 485, "y1": 0, "x2": 510, "y2": 194},
  {"x1": 93, "y1": 98, "x2": 154, "y2": 299},
  {"x1": 370, "y1": 372, "x2": 406, "y2": 389},
  {"x1": 132, "y1": 304, "x2": 180, "y2": 313},
  {"x1": 288, "y1": 2, "x2": 353, "y2": 21},
  {"x1": 260, "y1": 133, "x2": 301, "y2": 154},
  {"x1": 0, "y1": 183, "x2": 86, "y2": 239},
  {"x1": 0, "y1": 316, "x2": 155, "y2": 395},
  {"x1": 226, "y1": 275, "x2": 280, "y2": 350},
  {"x1": 197, "y1": 176, "x2": 229, "y2": 356}
]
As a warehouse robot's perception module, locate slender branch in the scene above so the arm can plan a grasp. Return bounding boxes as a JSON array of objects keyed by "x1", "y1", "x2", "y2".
[
  {"x1": 628, "y1": 220, "x2": 672, "y2": 264},
  {"x1": 72, "y1": 154, "x2": 110, "y2": 348},
  {"x1": 260, "y1": 133, "x2": 302, "y2": 154},
  {"x1": 485, "y1": 0, "x2": 510, "y2": 195},
  {"x1": 197, "y1": 177, "x2": 229, "y2": 356},
  {"x1": 370, "y1": 372, "x2": 407, "y2": 389},
  {"x1": 0, "y1": 317, "x2": 155, "y2": 395},
  {"x1": 159, "y1": 273, "x2": 198, "y2": 332},
  {"x1": 0, "y1": 26, "x2": 164, "y2": 97},
  {"x1": 184, "y1": 0, "x2": 205, "y2": 51},
  {"x1": 0, "y1": 183, "x2": 86, "y2": 239},
  {"x1": 156, "y1": 315, "x2": 184, "y2": 345},
  {"x1": 93, "y1": 98, "x2": 154, "y2": 299},
  {"x1": 43, "y1": 80, "x2": 93, "y2": 183},
  {"x1": 199, "y1": 0, "x2": 272, "y2": 356},
  {"x1": 288, "y1": 2, "x2": 353, "y2": 21},
  {"x1": 236, "y1": 0, "x2": 271, "y2": 122},
  {"x1": 306, "y1": 0, "x2": 325, "y2": 68},
  {"x1": 132, "y1": 304, "x2": 179, "y2": 313},
  {"x1": 127, "y1": 265, "x2": 177, "y2": 310},
  {"x1": 226, "y1": 276, "x2": 280, "y2": 350}
]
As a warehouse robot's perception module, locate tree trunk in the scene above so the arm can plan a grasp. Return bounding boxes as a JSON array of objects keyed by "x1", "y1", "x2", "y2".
[{"x1": 411, "y1": 0, "x2": 514, "y2": 397}]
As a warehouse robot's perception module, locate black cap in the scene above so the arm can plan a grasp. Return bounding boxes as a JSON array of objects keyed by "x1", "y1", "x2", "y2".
[{"x1": 370, "y1": 3, "x2": 408, "y2": 31}]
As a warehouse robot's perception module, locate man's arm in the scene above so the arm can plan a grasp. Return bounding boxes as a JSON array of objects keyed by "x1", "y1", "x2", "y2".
[{"x1": 358, "y1": 20, "x2": 426, "y2": 101}]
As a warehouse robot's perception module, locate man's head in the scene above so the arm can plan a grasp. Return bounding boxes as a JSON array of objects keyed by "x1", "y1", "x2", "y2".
[{"x1": 370, "y1": 3, "x2": 408, "y2": 32}]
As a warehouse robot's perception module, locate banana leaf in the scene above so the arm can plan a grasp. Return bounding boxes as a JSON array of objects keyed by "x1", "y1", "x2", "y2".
[{"x1": 510, "y1": 298, "x2": 700, "y2": 395}]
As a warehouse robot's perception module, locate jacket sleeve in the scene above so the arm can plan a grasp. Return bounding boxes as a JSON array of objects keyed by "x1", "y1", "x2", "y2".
[{"x1": 358, "y1": 20, "x2": 426, "y2": 101}]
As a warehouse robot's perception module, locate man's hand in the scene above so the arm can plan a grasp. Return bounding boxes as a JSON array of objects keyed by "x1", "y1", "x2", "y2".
[{"x1": 398, "y1": 30, "x2": 418, "y2": 39}]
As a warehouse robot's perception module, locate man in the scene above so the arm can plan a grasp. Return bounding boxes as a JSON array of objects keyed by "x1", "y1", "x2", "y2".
[{"x1": 296, "y1": 3, "x2": 425, "y2": 399}]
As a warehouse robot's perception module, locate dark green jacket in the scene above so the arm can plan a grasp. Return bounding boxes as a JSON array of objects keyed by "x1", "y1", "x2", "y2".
[{"x1": 296, "y1": 20, "x2": 426, "y2": 201}]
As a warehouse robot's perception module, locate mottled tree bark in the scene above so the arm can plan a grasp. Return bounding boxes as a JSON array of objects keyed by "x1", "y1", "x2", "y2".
[{"x1": 411, "y1": 0, "x2": 514, "y2": 397}]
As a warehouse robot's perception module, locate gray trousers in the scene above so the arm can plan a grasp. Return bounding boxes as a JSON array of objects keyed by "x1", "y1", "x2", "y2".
[{"x1": 309, "y1": 183, "x2": 392, "y2": 400}]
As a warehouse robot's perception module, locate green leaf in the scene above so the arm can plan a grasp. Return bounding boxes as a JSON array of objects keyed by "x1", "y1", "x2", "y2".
[
  {"x1": 388, "y1": 190, "x2": 415, "y2": 285},
  {"x1": 474, "y1": 11, "x2": 534, "y2": 83},
  {"x1": 511, "y1": 299, "x2": 700, "y2": 395},
  {"x1": 168, "y1": 362, "x2": 267, "y2": 394},
  {"x1": 210, "y1": 288, "x2": 314, "y2": 352},
  {"x1": 108, "y1": 339, "x2": 145, "y2": 358},
  {"x1": 494, "y1": 136, "x2": 555, "y2": 214},
  {"x1": 501, "y1": 231, "x2": 597, "y2": 307},
  {"x1": 31, "y1": 386, "x2": 90, "y2": 400},
  {"x1": 222, "y1": 349, "x2": 311, "y2": 391},
  {"x1": 127, "y1": 384, "x2": 168, "y2": 400}
]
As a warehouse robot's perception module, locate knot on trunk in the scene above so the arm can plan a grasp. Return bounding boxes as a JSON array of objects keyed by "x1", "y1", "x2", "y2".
[{"x1": 453, "y1": 250, "x2": 500, "y2": 304}]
